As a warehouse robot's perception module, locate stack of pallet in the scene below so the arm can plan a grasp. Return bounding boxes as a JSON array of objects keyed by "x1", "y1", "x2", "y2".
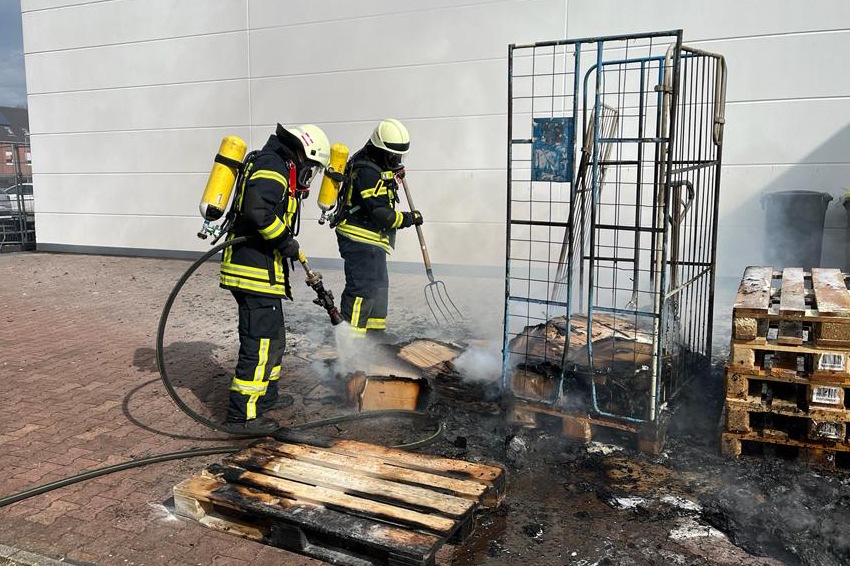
[{"x1": 722, "y1": 266, "x2": 850, "y2": 469}]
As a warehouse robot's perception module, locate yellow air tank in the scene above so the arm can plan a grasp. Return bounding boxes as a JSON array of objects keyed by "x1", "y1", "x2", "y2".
[
  {"x1": 317, "y1": 143, "x2": 349, "y2": 224},
  {"x1": 199, "y1": 135, "x2": 248, "y2": 221}
]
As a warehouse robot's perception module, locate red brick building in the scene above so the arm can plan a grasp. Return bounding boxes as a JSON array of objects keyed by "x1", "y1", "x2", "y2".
[{"x1": 0, "y1": 106, "x2": 31, "y2": 188}]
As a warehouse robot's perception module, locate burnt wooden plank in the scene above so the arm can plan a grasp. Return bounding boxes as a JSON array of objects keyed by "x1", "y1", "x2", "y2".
[
  {"x1": 276, "y1": 436, "x2": 505, "y2": 494},
  {"x1": 777, "y1": 268, "x2": 806, "y2": 344},
  {"x1": 733, "y1": 266, "x2": 773, "y2": 314},
  {"x1": 721, "y1": 431, "x2": 850, "y2": 453},
  {"x1": 778, "y1": 267, "x2": 806, "y2": 316},
  {"x1": 174, "y1": 474, "x2": 441, "y2": 566},
  {"x1": 812, "y1": 268, "x2": 850, "y2": 317},
  {"x1": 508, "y1": 399, "x2": 666, "y2": 455},
  {"x1": 225, "y1": 448, "x2": 474, "y2": 519},
  {"x1": 252, "y1": 439, "x2": 489, "y2": 502},
  {"x1": 398, "y1": 340, "x2": 462, "y2": 370},
  {"x1": 209, "y1": 463, "x2": 460, "y2": 535}
]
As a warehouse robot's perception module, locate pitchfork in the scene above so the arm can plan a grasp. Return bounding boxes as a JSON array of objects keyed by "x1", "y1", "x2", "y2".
[{"x1": 399, "y1": 176, "x2": 464, "y2": 324}]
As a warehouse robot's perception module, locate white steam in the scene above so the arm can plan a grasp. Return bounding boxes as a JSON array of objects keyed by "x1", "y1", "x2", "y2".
[{"x1": 452, "y1": 341, "x2": 503, "y2": 384}]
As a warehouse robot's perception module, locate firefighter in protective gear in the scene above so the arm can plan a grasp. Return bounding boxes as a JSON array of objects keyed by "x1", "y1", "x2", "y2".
[
  {"x1": 335, "y1": 119, "x2": 423, "y2": 339},
  {"x1": 220, "y1": 123, "x2": 331, "y2": 434}
]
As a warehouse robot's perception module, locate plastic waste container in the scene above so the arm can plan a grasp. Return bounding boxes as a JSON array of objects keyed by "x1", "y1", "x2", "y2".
[{"x1": 761, "y1": 190, "x2": 833, "y2": 270}]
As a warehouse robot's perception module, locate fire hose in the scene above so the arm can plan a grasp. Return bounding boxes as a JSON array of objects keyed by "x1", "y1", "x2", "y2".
[{"x1": 0, "y1": 237, "x2": 443, "y2": 509}]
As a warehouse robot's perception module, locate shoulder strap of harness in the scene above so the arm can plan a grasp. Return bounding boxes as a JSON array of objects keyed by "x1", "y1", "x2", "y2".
[
  {"x1": 328, "y1": 157, "x2": 383, "y2": 228},
  {"x1": 212, "y1": 149, "x2": 261, "y2": 244}
]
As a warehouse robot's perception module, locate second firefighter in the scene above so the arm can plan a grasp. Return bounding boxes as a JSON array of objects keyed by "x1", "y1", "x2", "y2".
[{"x1": 334, "y1": 118, "x2": 423, "y2": 339}]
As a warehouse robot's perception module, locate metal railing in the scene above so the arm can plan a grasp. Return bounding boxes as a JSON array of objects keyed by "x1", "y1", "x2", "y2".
[{"x1": 0, "y1": 141, "x2": 34, "y2": 251}]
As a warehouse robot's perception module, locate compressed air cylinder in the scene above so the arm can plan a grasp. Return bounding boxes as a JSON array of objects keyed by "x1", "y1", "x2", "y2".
[
  {"x1": 199, "y1": 135, "x2": 248, "y2": 221},
  {"x1": 317, "y1": 143, "x2": 349, "y2": 212}
]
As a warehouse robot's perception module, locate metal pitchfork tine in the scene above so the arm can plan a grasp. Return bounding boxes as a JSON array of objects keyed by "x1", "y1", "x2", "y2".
[{"x1": 399, "y1": 176, "x2": 464, "y2": 324}]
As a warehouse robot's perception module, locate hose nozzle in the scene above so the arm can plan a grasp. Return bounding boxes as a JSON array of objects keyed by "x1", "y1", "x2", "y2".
[{"x1": 298, "y1": 252, "x2": 344, "y2": 326}]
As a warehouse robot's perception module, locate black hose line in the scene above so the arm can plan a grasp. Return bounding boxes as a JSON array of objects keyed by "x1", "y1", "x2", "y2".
[
  {"x1": 155, "y1": 235, "x2": 254, "y2": 435},
  {"x1": 0, "y1": 237, "x2": 444, "y2": 509},
  {"x1": 0, "y1": 447, "x2": 240, "y2": 509}
]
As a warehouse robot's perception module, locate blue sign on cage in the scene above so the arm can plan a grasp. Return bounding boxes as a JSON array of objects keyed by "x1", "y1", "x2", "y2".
[{"x1": 531, "y1": 117, "x2": 574, "y2": 182}]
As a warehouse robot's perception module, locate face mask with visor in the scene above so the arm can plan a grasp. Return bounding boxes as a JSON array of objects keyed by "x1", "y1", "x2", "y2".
[{"x1": 294, "y1": 162, "x2": 322, "y2": 199}]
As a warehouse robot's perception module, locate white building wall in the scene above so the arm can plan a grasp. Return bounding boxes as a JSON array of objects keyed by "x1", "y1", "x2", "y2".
[
  {"x1": 20, "y1": 0, "x2": 850, "y2": 277},
  {"x1": 21, "y1": 0, "x2": 566, "y2": 267}
]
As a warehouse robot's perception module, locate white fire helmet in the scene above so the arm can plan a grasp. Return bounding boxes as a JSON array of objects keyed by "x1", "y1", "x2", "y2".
[
  {"x1": 370, "y1": 118, "x2": 410, "y2": 155},
  {"x1": 285, "y1": 124, "x2": 331, "y2": 168}
]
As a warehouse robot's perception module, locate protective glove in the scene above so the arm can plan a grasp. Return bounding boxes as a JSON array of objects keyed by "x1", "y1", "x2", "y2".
[
  {"x1": 277, "y1": 236, "x2": 300, "y2": 259},
  {"x1": 400, "y1": 210, "x2": 424, "y2": 228}
]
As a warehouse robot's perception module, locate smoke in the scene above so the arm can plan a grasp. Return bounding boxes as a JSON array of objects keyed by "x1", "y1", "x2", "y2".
[
  {"x1": 452, "y1": 340, "x2": 502, "y2": 384},
  {"x1": 320, "y1": 322, "x2": 400, "y2": 379}
]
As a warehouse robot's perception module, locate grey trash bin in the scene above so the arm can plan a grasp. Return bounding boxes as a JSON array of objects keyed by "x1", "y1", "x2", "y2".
[{"x1": 761, "y1": 190, "x2": 833, "y2": 270}]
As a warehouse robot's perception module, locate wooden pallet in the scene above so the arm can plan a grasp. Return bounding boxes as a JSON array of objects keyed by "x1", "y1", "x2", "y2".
[
  {"x1": 721, "y1": 431, "x2": 850, "y2": 470},
  {"x1": 724, "y1": 397, "x2": 849, "y2": 442},
  {"x1": 725, "y1": 367, "x2": 848, "y2": 410},
  {"x1": 728, "y1": 341, "x2": 850, "y2": 381},
  {"x1": 508, "y1": 398, "x2": 667, "y2": 455},
  {"x1": 173, "y1": 432, "x2": 505, "y2": 566},
  {"x1": 733, "y1": 267, "x2": 850, "y2": 348}
]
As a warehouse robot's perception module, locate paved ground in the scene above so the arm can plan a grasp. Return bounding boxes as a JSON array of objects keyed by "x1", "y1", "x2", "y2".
[
  {"x1": 0, "y1": 250, "x2": 505, "y2": 566},
  {"x1": 1, "y1": 251, "x2": 847, "y2": 566}
]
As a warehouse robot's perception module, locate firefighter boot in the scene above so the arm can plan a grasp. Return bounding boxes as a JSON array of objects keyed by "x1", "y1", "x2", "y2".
[{"x1": 224, "y1": 415, "x2": 280, "y2": 435}]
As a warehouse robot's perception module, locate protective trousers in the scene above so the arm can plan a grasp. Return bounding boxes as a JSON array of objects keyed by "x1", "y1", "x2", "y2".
[
  {"x1": 227, "y1": 290, "x2": 285, "y2": 421},
  {"x1": 337, "y1": 234, "x2": 388, "y2": 337}
]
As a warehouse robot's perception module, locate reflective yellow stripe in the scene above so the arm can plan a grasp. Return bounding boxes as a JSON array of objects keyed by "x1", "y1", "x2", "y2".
[
  {"x1": 253, "y1": 338, "x2": 270, "y2": 381},
  {"x1": 351, "y1": 297, "x2": 363, "y2": 328},
  {"x1": 391, "y1": 211, "x2": 403, "y2": 229},
  {"x1": 349, "y1": 326, "x2": 367, "y2": 337},
  {"x1": 269, "y1": 365, "x2": 281, "y2": 381},
  {"x1": 284, "y1": 197, "x2": 298, "y2": 229},
  {"x1": 221, "y1": 261, "x2": 271, "y2": 278},
  {"x1": 260, "y1": 217, "x2": 287, "y2": 239},
  {"x1": 230, "y1": 376, "x2": 269, "y2": 394},
  {"x1": 336, "y1": 223, "x2": 391, "y2": 252},
  {"x1": 250, "y1": 169, "x2": 288, "y2": 187},
  {"x1": 360, "y1": 181, "x2": 388, "y2": 199},
  {"x1": 366, "y1": 318, "x2": 386, "y2": 330},
  {"x1": 246, "y1": 394, "x2": 259, "y2": 419},
  {"x1": 220, "y1": 274, "x2": 288, "y2": 296},
  {"x1": 273, "y1": 250, "x2": 285, "y2": 282}
]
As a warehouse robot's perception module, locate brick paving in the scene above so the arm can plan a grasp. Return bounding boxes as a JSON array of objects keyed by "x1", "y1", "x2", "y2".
[{"x1": 0, "y1": 251, "x2": 502, "y2": 566}]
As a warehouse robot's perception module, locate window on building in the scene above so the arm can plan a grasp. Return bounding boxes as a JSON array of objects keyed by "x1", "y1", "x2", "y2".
[
  {"x1": 4, "y1": 150, "x2": 12, "y2": 165},
  {"x1": 26, "y1": 151, "x2": 31, "y2": 164}
]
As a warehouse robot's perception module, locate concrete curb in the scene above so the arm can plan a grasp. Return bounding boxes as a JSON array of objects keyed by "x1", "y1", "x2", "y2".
[{"x1": 0, "y1": 544, "x2": 84, "y2": 566}]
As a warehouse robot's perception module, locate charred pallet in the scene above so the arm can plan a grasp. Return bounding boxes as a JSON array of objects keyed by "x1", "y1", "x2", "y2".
[
  {"x1": 728, "y1": 342, "x2": 850, "y2": 382},
  {"x1": 173, "y1": 434, "x2": 505, "y2": 566},
  {"x1": 507, "y1": 398, "x2": 668, "y2": 455},
  {"x1": 733, "y1": 266, "x2": 850, "y2": 348},
  {"x1": 721, "y1": 432, "x2": 850, "y2": 471},
  {"x1": 725, "y1": 367, "x2": 848, "y2": 412},
  {"x1": 724, "y1": 397, "x2": 849, "y2": 441},
  {"x1": 505, "y1": 313, "x2": 657, "y2": 414}
]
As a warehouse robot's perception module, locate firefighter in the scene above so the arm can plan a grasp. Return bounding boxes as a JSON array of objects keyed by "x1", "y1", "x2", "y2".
[
  {"x1": 334, "y1": 119, "x2": 423, "y2": 340},
  {"x1": 220, "y1": 123, "x2": 331, "y2": 434}
]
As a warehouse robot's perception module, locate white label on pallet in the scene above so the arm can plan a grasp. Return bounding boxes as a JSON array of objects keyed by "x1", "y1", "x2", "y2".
[
  {"x1": 815, "y1": 422, "x2": 842, "y2": 440},
  {"x1": 767, "y1": 327, "x2": 778, "y2": 340},
  {"x1": 817, "y1": 353, "x2": 846, "y2": 372},
  {"x1": 812, "y1": 385, "x2": 842, "y2": 405}
]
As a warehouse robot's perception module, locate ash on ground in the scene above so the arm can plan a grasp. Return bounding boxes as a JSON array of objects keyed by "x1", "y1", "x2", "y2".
[{"x1": 164, "y1": 264, "x2": 850, "y2": 566}]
